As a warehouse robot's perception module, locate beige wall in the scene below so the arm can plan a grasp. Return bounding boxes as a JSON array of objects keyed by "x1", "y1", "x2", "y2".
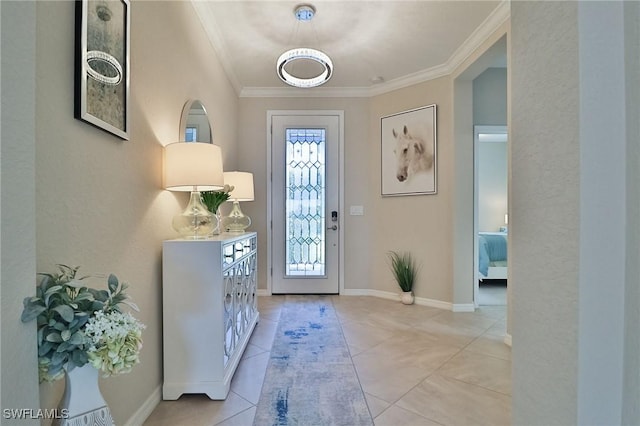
[
  {"x1": 474, "y1": 67, "x2": 508, "y2": 233},
  {"x1": 477, "y1": 141, "x2": 507, "y2": 232},
  {"x1": 238, "y1": 28, "x2": 508, "y2": 308},
  {"x1": 511, "y1": 3, "x2": 581, "y2": 422},
  {"x1": 369, "y1": 78, "x2": 454, "y2": 302},
  {"x1": 451, "y1": 28, "x2": 508, "y2": 307},
  {"x1": 237, "y1": 97, "x2": 371, "y2": 292},
  {"x1": 1, "y1": 2, "x2": 41, "y2": 424},
  {"x1": 238, "y1": 78, "x2": 455, "y2": 304},
  {"x1": 473, "y1": 67, "x2": 507, "y2": 126},
  {"x1": 511, "y1": 1, "x2": 638, "y2": 424},
  {"x1": 623, "y1": 2, "x2": 640, "y2": 422},
  {"x1": 31, "y1": 1, "x2": 238, "y2": 424}
]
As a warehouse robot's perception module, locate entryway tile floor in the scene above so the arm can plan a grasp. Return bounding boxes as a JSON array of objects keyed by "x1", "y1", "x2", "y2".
[{"x1": 144, "y1": 296, "x2": 510, "y2": 426}]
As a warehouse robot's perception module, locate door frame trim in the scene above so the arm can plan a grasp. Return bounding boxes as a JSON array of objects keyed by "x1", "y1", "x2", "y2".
[{"x1": 266, "y1": 110, "x2": 345, "y2": 295}]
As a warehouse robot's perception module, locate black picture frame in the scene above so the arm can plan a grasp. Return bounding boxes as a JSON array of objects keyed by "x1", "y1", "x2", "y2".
[
  {"x1": 75, "y1": 0, "x2": 130, "y2": 140},
  {"x1": 381, "y1": 104, "x2": 437, "y2": 196}
]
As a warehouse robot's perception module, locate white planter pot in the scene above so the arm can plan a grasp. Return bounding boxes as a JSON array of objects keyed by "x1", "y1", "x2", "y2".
[
  {"x1": 55, "y1": 364, "x2": 114, "y2": 426},
  {"x1": 401, "y1": 291, "x2": 414, "y2": 305}
]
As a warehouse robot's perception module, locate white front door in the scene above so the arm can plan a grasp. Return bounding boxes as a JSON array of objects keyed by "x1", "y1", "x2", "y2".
[{"x1": 269, "y1": 112, "x2": 341, "y2": 294}]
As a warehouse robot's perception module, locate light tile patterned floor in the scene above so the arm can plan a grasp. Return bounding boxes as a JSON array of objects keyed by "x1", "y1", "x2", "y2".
[{"x1": 144, "y1": 296, "x2": 510, "y2": 426}]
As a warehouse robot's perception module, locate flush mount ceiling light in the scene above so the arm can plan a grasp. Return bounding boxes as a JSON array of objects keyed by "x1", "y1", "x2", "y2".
[{"x1": 276, "y1": 4, "x2": 333, "y2": 88}]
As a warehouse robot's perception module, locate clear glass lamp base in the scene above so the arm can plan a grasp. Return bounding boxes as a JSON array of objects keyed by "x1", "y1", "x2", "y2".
[
  {"x1": 172, "y1": 191, "x2": 218, "y2": 239},
  {"x1": 221, "y1": 201, "x2": 251, "y2": 232}
]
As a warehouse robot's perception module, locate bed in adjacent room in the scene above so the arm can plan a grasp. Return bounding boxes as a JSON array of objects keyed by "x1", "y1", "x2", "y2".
[{"x1": 478, "y1": 232, "x2": 507, "y2": 280}]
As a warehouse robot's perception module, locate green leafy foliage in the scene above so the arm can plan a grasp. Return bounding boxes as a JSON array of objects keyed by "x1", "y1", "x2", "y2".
[
  {"x1": 387, "y1": 251, "x2": 419, "y2": 292},
  {"x1": 201, "y1": 184, "x2": 235, "y2": 213},
  {"x1": 21, "y1": 264, "x2": 138, "y2": 383}
]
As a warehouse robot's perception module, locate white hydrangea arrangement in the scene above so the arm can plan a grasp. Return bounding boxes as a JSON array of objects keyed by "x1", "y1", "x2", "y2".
[
  {"x1": 21, "y1": 265, "x2": 145, "y2": 382},
  {"x1": 84, "y1": 310, "x2": 145, "y2": 377}
]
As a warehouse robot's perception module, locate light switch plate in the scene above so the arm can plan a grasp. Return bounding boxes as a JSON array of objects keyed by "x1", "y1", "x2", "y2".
[{"x1": 350, "y1": 205, "x2": 364, "y2": 216}]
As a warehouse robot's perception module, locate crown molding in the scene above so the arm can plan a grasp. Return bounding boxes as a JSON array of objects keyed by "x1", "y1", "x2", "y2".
[
  {"x1": 367, "y1": 63, "x2": 452, "y2": 97},
  {"x1": 239, "y1": 59, "x2": 448, "y2": 98},
  {"x1": 191, "y1": 1, "x2": 242, "y2": 96},
  {"x1": 444, "y1": 0, "x2": 510, "y2": 74},
  {"x1": 239, "y1": 86, "x2": 371, "y2": 98},
  {"x1": 367, "y1": 0, "x2": 510, "y2": 96},
  {"x1": 199, "y1": 0, "x2": 510, "y2": 99}
]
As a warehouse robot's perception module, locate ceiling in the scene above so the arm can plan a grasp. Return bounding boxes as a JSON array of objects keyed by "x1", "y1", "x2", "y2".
[{"x1": 191, "y1": 1, "x2": 508, "y2": 97}]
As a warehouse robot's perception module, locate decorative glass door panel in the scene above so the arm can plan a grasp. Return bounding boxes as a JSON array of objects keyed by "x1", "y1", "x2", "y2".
[
  {"x1": 285, "y1": 128, "x2": 326, "y2": 277},
  {"x1": 271, "y1": 113, "x2": 340, "y2": 294}
]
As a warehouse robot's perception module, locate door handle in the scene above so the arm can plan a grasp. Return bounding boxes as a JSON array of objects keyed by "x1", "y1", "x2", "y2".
[{"x1": 327, "y1": 225, "x2": 338, "y2": 231}]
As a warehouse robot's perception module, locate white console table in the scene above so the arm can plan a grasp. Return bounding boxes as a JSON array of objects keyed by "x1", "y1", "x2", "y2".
[{"x1": 162, "y1": 232, "x2": 259, "y2": 400}]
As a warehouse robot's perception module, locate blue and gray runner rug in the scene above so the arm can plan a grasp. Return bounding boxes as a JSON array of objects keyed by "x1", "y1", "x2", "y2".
[{"x1": 253, "y1": 296, "x2": 373, "y2": 426}]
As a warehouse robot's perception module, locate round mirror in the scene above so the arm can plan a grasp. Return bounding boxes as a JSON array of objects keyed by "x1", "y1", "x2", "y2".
[{"x1": 179, "y1": 100, "x2": 212, "y2": 143}]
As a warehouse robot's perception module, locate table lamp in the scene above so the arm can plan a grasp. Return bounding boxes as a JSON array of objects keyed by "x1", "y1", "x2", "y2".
[
  {"x1": 221, "y1": 171, "x2": 254, "y2": 232},
  {"x1": 164, "y1": 142, "x2": 224, "y2": 239}
]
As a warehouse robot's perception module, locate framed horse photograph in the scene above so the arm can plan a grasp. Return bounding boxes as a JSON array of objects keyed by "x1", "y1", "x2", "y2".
[{"x1": 381, "y1": 104, "x2": 437, "y2": 196}]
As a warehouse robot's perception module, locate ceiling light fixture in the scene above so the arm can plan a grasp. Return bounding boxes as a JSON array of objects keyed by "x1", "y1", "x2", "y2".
[
  {"x1": 294, "y1": 4, "x2": 315, "y2": 21},
  {"x1": 276, "y1": 4, "x2": 333, "y2": 88},
  {"x1": 277, "y1": 48, "x2": 333, "y2": 88}
]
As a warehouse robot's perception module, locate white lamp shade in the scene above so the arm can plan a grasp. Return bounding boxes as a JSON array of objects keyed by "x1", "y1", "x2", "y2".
[
  {"x1": 164, "y1": 142, "x2": 224, "y2": 191},
  {"x1": 224, "y1": 171, "x2": 254, "y2": 201}
]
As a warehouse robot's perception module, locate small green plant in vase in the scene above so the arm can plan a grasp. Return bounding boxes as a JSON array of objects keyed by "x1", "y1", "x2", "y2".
[
  {"x1": 201, "y1": 184, "x2": 234, "y2": 234},
  {"x1": 387, "y1": 251, "x2": 419, "y2": 304}
]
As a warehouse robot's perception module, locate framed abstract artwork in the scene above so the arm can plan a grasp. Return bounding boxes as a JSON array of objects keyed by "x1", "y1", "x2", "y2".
[
  {"x1": 75, "y1": 0, "x2": 130, "y2": 140},
  {"x1": 381, "y1": 104, "x2": 437, "y2": 196}
]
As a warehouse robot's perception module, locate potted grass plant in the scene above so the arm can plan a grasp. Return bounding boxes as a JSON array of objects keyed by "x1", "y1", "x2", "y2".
[{"x1": 387, "y1": 251, "x2": 419, "y2": 305}]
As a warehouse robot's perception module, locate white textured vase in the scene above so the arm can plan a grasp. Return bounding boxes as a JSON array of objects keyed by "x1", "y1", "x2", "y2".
[
  {"x1": 55, "y1": 364, "x2": 114, "y2": 426},
  {"x1": 401, "y1": 291, "x2": 414, "y2": 305}
]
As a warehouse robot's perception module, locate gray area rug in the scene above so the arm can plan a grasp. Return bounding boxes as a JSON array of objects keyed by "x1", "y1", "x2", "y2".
[{"x1": 253, "y1": 296, "x2": 373, "y2": 426}]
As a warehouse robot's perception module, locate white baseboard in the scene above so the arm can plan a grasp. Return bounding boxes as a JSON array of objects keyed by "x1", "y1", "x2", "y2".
[
  {"x1": 342, "y1": 288, "x2": 471, "y2": 312},
  {"x1": 452, "y1": 303, "x2": 476, "y2": 312},
  {"x1": 363, "y1": 289, "x2": 401, "y2": 301},
  {"x1": 340, "y1": 288, "x2": 371, "y2": 297},
  {"x1": 260, "y1": 287, "x2": 476, "y2": 313},
  {"x1": 504, "y1": 333, "x2": 512, "y2": 347},
  {"x1": 124, "y1": 385, "x2": 161, "y2": 426},
  {"x1": 415, "y1": 295, "x2": 453, "y2": 311}
]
